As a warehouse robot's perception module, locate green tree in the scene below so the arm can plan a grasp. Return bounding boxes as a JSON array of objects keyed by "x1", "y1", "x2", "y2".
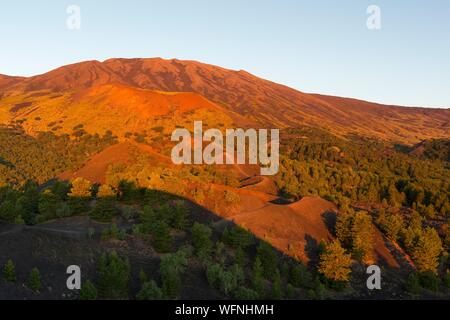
[
  {"x1": 97, "y1": 251, "x2": 130, "y2": 299},
  {"x1": 68, "y1": 177, "x2": 92, "y2": 213},
  {"x1": 377, "y1": 211, "x2": 403, "y2": 241},
  {"x1": 79, "y1": 280, "x2": 98, "y2": 300},
  {"x1": 318, "y1": 240, "x2": 352, "y2": 285},
  {"x1": 335, "y1": 211, "x2": 353, "y2": 247},
  {"x1": 152, "y1": 221, "x2": 172, "y2": 253},
  {"x1": 171, "y1": 201, "x2": 188, "y2": 230},
  {"x1": 90, "y1": 198, "x2": 117, "y2": 222},
  {"x1": 96, "y1": 184, "x2": 116, "y2": 198},
  {"x1": 411, "y1": 227, "x2": 443, "y2": 273},
  {"x1": 290, "y1": 262, "x2": 312, "y2": 288},
  {"x1": 191, "y1": 223, "x2": 212, "y2": 257},
  {"x1": 137, "y1": 280, "x2": 164, "y2": 300},
  {"x1": 28, "y1": 268, "x2": 41, "y2": 292},
  {"x1": 0, "y1": 200, "x2": 18, "y2": 223},
  {"x1": 160, "y1": 250, "x2": 188, "y2": 299},
  {"x1": 271, "y1": 270, "x2": 283, "y2": 299},
  {"x1": 140, "y1": 206, "x2": 158, "y2": 234},
  {"x1": 252, "y1": 257, "x2": 265, "y2": 298},
  {"x1": 406, "y1": 273, "x2": 421, "y2": 295},
  {"x1": 350, "y1": 211, "x2": 374, "y2": 263},
  {"x1": 233, "y1": 287, "x2": 259, "y2": 300},
  {"x1": 38, "y1": 190, "x2": 62, "y2": 220},
  {"x1": 257, "y1": 243, "x2": 277, "y2": 280},
  {"x1": 336, "y1": 210, "x2": 374, "y2": 263},
  {"x1": 3, "y1": 259, "x2": 16, "y2": 283}
]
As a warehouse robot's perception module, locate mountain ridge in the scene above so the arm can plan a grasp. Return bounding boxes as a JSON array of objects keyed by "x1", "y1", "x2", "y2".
[{"x1": 1, "y1": 58, "x2": 449, "y2": 144}]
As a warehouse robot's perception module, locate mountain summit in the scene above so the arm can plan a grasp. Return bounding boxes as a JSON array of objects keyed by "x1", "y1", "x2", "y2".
[{"x1": 1, "y1": 58, "x2": 449, "y2": 143}]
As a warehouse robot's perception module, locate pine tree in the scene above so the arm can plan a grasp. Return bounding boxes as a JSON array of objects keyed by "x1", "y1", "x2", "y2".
[
  {"x1": 271, "y1": 270, "x2": 283, "y2": 299},
  {"x1": 0, "y1": 200, "x2": 18, "y2": 223},
  {"x1": 411, "y1": 227, "x2": 443, "y2": 273},
  {"x1": 79, "y1": 280, "x2": 98, "y2": 300},
  {"x1": 137, "y1": 280, "x2": 163, "y2": 300},
  {"x1": 3, "y1": 259, "x2": 16, "y2": 283},
  {"x1": 377, "y1": 211, "x2": 403, "y2": 241},
  {"x1": 318, "y1": 240, "x2": 352, "y2": 284},
  {"x1": 69, "y1": 177, "x2": 93, "y2": 198},
  {"x1": 172, "y1": 201, "x2": 188, "y2": 230},
  {"x1": 28, "y1": 268, "x2": 41, "y2": 292},
  {"x1": 335, "y1": 211, "x2": 353, "y2": 247},
  {"x1": 252, "y1": 257, "x2": 265, "y2": 298},
  {"x1": 350, "y1": 211, "x2": 374, "y2": 263},
  {"x1": 336, "y1": 210, "x2": 374, "y2": 262},
  {"x1": 38, "y1": 190, "x2": 62, "y2": 220},
  {"x1": 97, "y1": 251, "x2": 130, "y2": 299},
  {"x1": 96, "y1": 184, "x2": 116, "y2": 198},
  {"x1": 290, "y1": 262, "x2": 312, "y2": 288},
  {"x1": 191, "y1": 223, "x2": 212, "y2": 257},
  {"x1": 152, "y1": 221, "x2": 172, "y2": 253},
  {"x1": 159, "y1": 250, "x2": 188, "y2": 299},
  {"x1": 234, "y1": 247, "x2": 246, "y2": 267},
  {"x1": 68, "y1": 177, "x2": 92, "y2": 213},
  {"x1": 257, "y1": 242, "x2": 277, "y2": 280},
  {"x1": 90, "y1": 198, "x2": 117, "y2": 222}
]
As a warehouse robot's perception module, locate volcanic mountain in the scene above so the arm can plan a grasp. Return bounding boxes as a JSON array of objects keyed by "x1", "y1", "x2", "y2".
[{"x1": 0, "y1": 58, "x2": 449, "y2": 144}]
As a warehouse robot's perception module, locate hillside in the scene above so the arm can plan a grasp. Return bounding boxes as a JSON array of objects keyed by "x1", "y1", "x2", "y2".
[{"x1": 1, "y1": 58, "x2": 448, "y2": 144}]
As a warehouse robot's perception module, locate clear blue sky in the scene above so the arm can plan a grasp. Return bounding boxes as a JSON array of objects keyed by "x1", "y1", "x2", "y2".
[{"x1": 0, "y1": 0, "x2": 449, "y2": 108}]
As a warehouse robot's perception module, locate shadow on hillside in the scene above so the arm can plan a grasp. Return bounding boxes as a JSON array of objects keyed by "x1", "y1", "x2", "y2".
[{"x1": 34, "y1": 179, "x2": 301, "y2": 267}]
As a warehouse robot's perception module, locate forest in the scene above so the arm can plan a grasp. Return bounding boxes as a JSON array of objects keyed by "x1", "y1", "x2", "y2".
[{"x1": 0, "y1": 126, "x2": 449, "y2": 299}]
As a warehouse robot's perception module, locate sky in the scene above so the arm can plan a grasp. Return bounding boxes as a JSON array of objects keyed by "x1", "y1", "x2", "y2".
[{"x1": 0, "y1": 0, "x2": 449, "y2": 108}]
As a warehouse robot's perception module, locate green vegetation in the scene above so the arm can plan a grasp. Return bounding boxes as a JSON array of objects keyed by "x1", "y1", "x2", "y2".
[
  {"x1": 3, "y1": 259, "x2": 16, "y2": 283},
  {"x1": 318, "y1": 240, "x2": 352, "y2": 287},
  {"x1": 97, "y1": 251, "x2": 130, "y2": 299},
  {"x1": 276, "y1": 128, "x2": 449, "y2": 217},
  {"x1": 79, "y1": 280, "x2": 98, "y2": 300},
  {"x1": 0, "y1": 125, "x2": 117, "y2": 186},
  {"x1": 28, "y1": 268, "x2": 41, "y2": 292}
]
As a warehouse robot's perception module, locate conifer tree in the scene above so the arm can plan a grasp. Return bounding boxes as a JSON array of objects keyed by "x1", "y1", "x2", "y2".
[
  {"x1": 152, "y1": 221, "x2": 172, "y2": 253},
  {"x1": 318, "y1": 240, "x2": 352, "y2": 284},
  {"x1": 79, "y1": 280, "x2": 98, "y2": 300},
  {"x1": 28, "y1": 268, "x2": 41, "y2": 292},
  {"x1": 411, "y1": 227, "x2": 443, "y2": 273},
  {"x1": 3, "y1": 259, "x2": 16, "y2": 283}
]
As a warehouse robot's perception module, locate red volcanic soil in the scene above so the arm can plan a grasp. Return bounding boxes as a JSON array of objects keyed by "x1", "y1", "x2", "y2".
[
  {"x1": 75, "y1": 83, "x2": 222, "y2": 117},
  {"x1": 229, "y1": 196, "x2": 337, "y2": 262},
  {"x1": 0, "y1": 74, "x2": 24, "y2": 91},
  {"x1": 21, "y1": 60, "x2": 123, "y2": 92},
  {"x1": 240, "y1": 176, "x2": 279, "y2": 196},
  {"x1": 2, "y1": 58, "x2": 449, "y2": 144},
  {"x1": 210, "y1": 182, "x2": 400, "y2": 267},
  {"x1": 59, "y1": 141, "x2": 172, "y2": 184},
  {"x1": 59, "y1": 142, "x2": 135, "y2": 183},
  {"x1": 59, "y1": 141, "x2": 405, "y2": 268}
]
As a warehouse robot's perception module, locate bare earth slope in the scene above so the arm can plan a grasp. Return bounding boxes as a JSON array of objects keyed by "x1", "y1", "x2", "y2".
[{"x1": 1, "y1": 58, "x2": 448, "y2": 144}]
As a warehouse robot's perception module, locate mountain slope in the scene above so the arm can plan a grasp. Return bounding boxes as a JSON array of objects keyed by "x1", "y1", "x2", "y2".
[{"x1": 1, "y1": 58, "x2": 449, "y2": 144}]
